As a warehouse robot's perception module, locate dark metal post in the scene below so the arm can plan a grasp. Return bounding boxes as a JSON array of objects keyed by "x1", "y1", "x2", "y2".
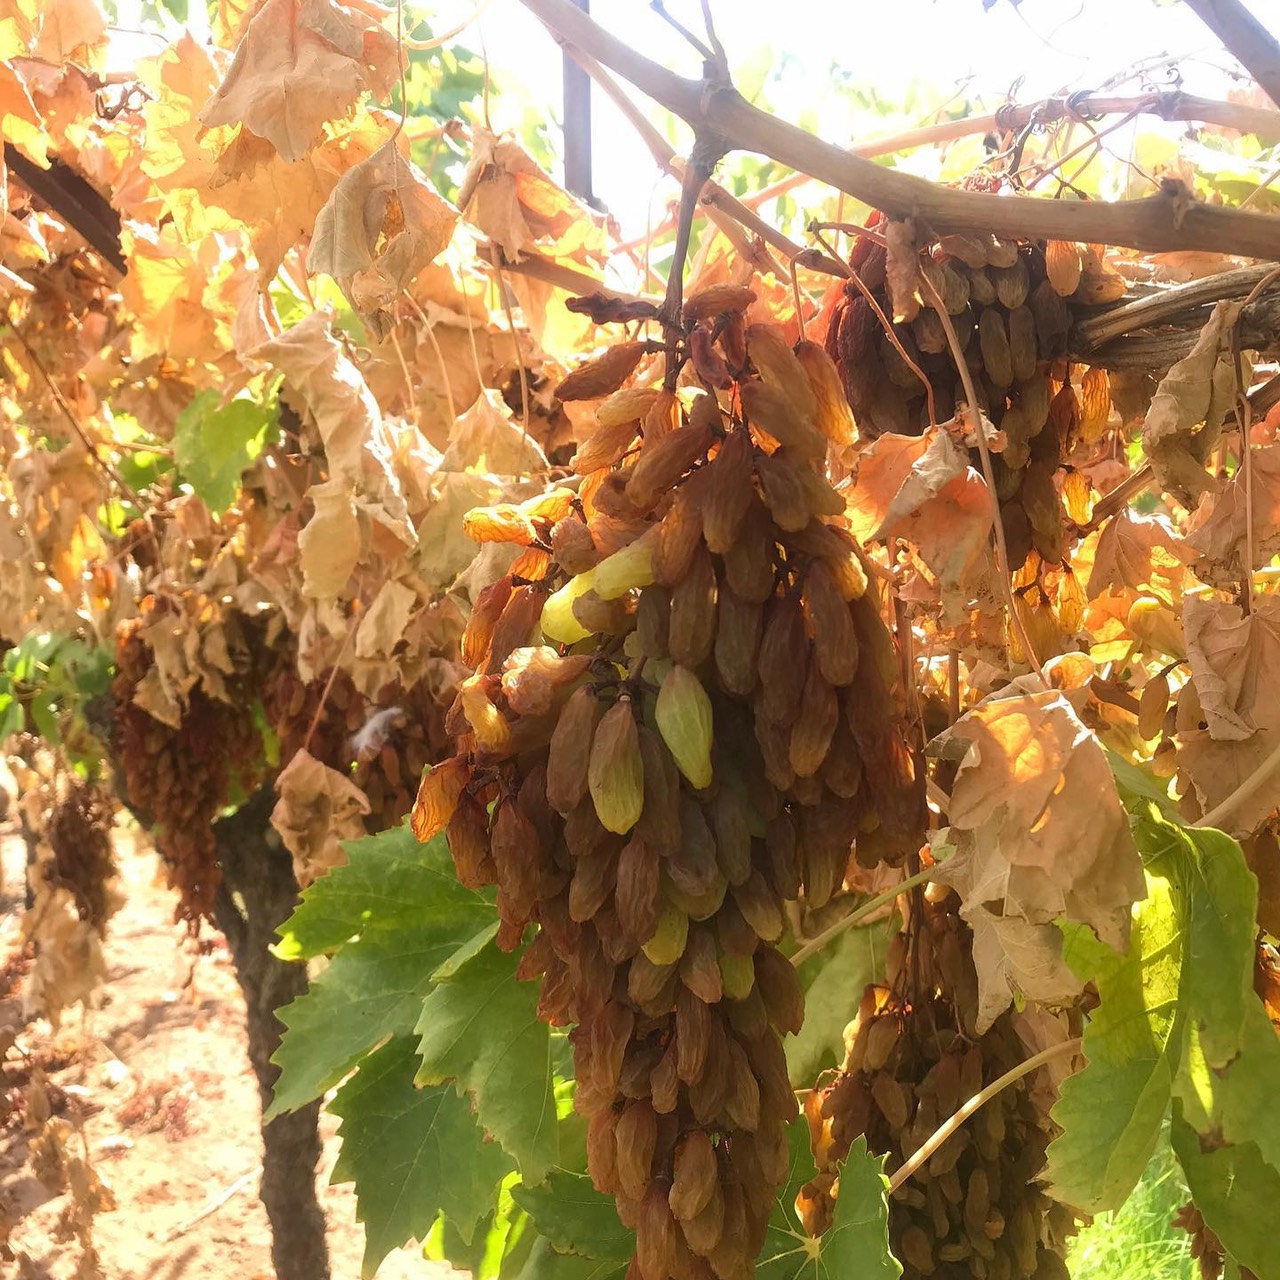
[{"x1": 562, "y1": 0, "x2": 594, "y2": 203}]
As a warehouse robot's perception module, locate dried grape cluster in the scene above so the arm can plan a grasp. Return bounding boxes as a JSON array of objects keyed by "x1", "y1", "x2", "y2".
[
  {"x1": 263, "y1": 658, "x2": 449, "y2": 832},
  {"x1": 823, "y1": 221, "x2": 1115, "y2": 575},
  {"x1": 806, "y1": 892, "x2": 1073, "y2": 1280},
  {"x1": 414, "y1": 297, "x2": 927, "y2": 1280},
  {"x1": 45, "y1": 775, "x2": 118, "y2": 933},
  {"x1": 113, "y1": 619, "x2": 262, "y2": 921}
]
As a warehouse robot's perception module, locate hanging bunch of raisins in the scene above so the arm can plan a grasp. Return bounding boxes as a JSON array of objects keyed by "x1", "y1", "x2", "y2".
[
  {"x1": 262, "y1": 656, "x2": 448, "y2": 833},
  {"x1": 412, "y1": 292, "x2": 928, "y2": 1280},
  {"x1": 113, "y1": 617, "x2": 263, "y2": 922},
  {"x1": 824, "y1": 220, "x2": 1116, "y2": 578},
  {"x1": 45, "y1": 774, "x2": 118, "y2": 934},
  {"x1": 804, "y1": 889, "x2": 1075, "y2": 1280}
]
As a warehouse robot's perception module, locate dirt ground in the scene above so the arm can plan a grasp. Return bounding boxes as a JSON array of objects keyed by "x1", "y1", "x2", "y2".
[{"x1": 0, "y1": 820, "x2": 455, "y2": 1280}]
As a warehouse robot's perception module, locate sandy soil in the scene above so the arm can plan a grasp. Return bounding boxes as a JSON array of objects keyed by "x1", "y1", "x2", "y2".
[{"x1": 0, "y1": 821, "x2": 453, "y2": 1280}]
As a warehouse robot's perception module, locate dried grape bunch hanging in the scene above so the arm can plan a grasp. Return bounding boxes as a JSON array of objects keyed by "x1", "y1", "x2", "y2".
[
  {"x1": 263, "y1": 657, "x2": 448, "y2": 832},
  {"x1": 805, "y1": 890, "x2": 1075, "y2": 1280},
  {"x1": 45, "y1": 775, "x2": 118, "y2": 934},
  {"x1": 113, "y1": 617, "x2": 263, "y2": 922},
  {"x1": 413, "y1": 296, "x2": 927, "y2": 1280},
  {"x1": 823, "y1": 217, "x2": 1116, "y2": 575}
]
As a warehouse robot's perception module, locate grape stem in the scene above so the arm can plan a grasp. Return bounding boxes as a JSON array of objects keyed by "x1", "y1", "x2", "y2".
[
  {"x1": 789, "y1": 865, "x2": 935, "y2": 969},
  {"x1": 888, "y1": 1037, "x2": 1083, "y2": 1193}
]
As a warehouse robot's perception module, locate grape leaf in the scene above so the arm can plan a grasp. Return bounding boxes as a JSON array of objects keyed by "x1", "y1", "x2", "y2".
[
  {"x1": 515, "y1": 1238, "x2": 629, "y2": 1280},
  {"x1": 786, "y1": 918, "x2": 895, "y2": 1086},
  {"x1": 1044, "y1": 871, "x2": 1182, "y2": 1213},
  {"x1": 1046, "y1": 800, "x2": 1263, "y2": 1213},
  {"x1": 328, "y1": 1036, "x2": 513, "y2": 1278},
  {"x1": 1171, "y1": 1112, "x2": 1280, "y2": 1280},
  {"x1": 268, "y1": 825, "x2": 494, "y2": 1116},
  {"x1": 511, "y1": 1171, "x2": 631, "y2": 1261},
  {"x1": 173, "y1": 388, "x2": 278, "y2": 515},
  {"x1": 757, "y1": 1120, "x2": 900, "y2": 1280},
  {"x1": 415, "y1": 943, "x2": 559, "y2": 1183}
]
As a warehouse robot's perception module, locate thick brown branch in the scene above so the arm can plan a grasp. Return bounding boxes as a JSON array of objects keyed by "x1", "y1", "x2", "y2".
[
  {"x1": 519, "y1": 0, "x2": 1280, "y2": 260},
  {"x1": 1183, "y1": 0, "x2": 1280, "y2": 109}
]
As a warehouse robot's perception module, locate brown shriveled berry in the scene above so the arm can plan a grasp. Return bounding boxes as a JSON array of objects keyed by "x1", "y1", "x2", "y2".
[
  {"x1": 651, "y1": 1041, "x2": 680, "y2": 1113},
  {"x1": 722, "y1": 500, "x2": 776, "y2": 604},
  {"x1": 652, "y1": 486, "x2": 706, "y2": 587},
  {"x1": 702, "y1": 429, "x2": 756, "y2": 555},
  {"x1": 802, "y1": 562, "x2": 859, "y2": 687},
  {"x1": 683, "y1": 283, "x2": 757, "y2": 324},
  {"x1": 764, "y1": 813, "x2": 801, "y2": 899},
  {"x1": 410, "y1": 754, "x2": 469, "y2": 842},
  {"x1": 627, "y1": 422, "x2": 715, "y2": 513},
  {"x1": 550, "y1": 517, "x2": 600, "y2": 575},
  {"x1": 789, "y1": 659, "x2": 838, "y2": 778},
  {"x1": 754, "y1": 945, "x2": 804, "y2": 1035},
  {"x1": 978, "y1": 308, "x2": 1013, "y2": 389},
  {"x1": 447, "y1": 789, "x2": 495, "y2": 889},
  {"x1": 740, "y1": 381, "x2": 826, "y2": 459},
  {"x1": 667, "y1": 796, "x2": 721, "y2": 899},
  {"x1": 668, "y1": 543, "x2": 717, "y2": 668},
  {"x1": 587, "y1": 1109, "x2": 619, "y2": 1192},
  {"x1": 1007, "y1": 305, "x2": 1038, "y2": 383},
  {"x1": 679, "y1": 924, "x2": 724, "y2": 1003},
  {"x1": 723, "y1": 1037, "x2": 762, "y2": 1132},
  {"x1": 690, "y1": 326, "x2": 733, "y2": 389},
  {"x1": 569, "y1": 845, "x2": 619, "y2": 922},
  {"x1": 710, "y1": 788, "x2": 753, "y2": 886},
  {"x1": 669, "y1": 1131, "x2": 719, "y2": 1221},
  {"x1": 462, "y1": 575, "x2": 513, "y2": 670},
  {"x1": 747, "y1": 323, "x2": 818, "y2": 420},
  {"x1": 756, "y1": 448, "x2": 814, "y2": 531},
  {"x1": 615, "y1": 1100, "x2": 659, "y2": 1201},
  {"x1": 571, "y1": 416, "x2": 641, "y2": 475},
  {"x1": 547, "y1": 686, "x2": 600, "y2": 814},
  {"x1": 635, "y1": 727, "x2": 683, "y2": 854},
  {"x1": 731, "y1": 870, "x2": 784, "y2": 942},
  {"x1": 714, "y1": 587, "x2": 763, "y2": 698},
  {"x1": 794, "y1": 340, "x2": 856, "y2": 447},
  {"x1": 676, "y1": 983, "x2": 712, "y2": 1083},
  {"x1": 758, "y1": 597, "x2": 808, "y2": 726},
  {"x1": 616, "y1": 835, "x2": 662, "y2": 943},
  {"x1": 637, "y1": 1184, "x2": 678, "y2": 1280},
  {"x1": 555, "y1": 340, "x2": 646, "y2": 401}
]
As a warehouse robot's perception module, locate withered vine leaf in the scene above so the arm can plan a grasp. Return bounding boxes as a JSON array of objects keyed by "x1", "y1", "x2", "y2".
[{"x1": 933, "y1": 690, "x2": 1146, "y2": 1030}]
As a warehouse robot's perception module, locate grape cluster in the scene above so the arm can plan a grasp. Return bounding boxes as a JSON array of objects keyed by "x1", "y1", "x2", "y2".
[
  {"x1": 262, "y1": 657, "x2": 448, "y2": 832},
  {"x1": 113, "y1": 619, "x2": 262, "y2": 922},
  {"x1": 806, "y1": 891, "x2": 1074, "y2": 1280},
  {"x1": 44, "y1": 775, "x2": 118, "y2": 933},
  {"x1": 823, "y1": 221, "x2": 1114, "y2": 576},
  {"x1": 415, "y1": 296, "x2": 927, "y2": 1280}
]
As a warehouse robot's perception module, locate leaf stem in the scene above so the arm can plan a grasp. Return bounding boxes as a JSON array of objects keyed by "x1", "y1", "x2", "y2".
[
  {"x1": 888, "y1": 1037, "x2": 1083, "y2": 1193},
  {"x1": 790, "y1": 865, "x2": 934, "y2": 969}
]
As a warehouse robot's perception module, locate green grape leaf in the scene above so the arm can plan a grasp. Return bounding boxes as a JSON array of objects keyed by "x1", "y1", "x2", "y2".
[
  {"x1": 511, "y1": 1171, "x2": 631, "y2": 1261},
  {"x1": 1047, "y1": 799, "x2": 1267, "y2": 1214},
  {"x1": 515, "y1": 1237, "x2": 629, "y2": 1280},
  {"x1": 1044, "y1": 870, "x2": 1182, "y2": 1213},
  {"x1": 268, "y1": 826, "x2": 494, "y2": 1116},
  {"x1": 757, "y1": 1120, "x2": 900, "y2": 1280},
  {"x1": 415, "y1": 944, "x2": 558, "y2": 1183},
  {"x1": 787, "y1": 918, "x2": 895, "y2": 1087},
  {"x1": 1171, "y1": 1111, "x2": 1280, "y2": 1280},
  {"x1": 173, "y1": 388, "x2": 277, "y2": 514},
  {"x1": 328, "y1": 1036, "x2": 513, "y2": 1279}
]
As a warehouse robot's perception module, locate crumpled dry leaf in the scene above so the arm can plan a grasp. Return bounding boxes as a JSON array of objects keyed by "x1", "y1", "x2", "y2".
[
  {"x1": 457, "y1": 126, "x2": 607, "y2": 263},
  {"x1": 30, "y1": 0, "x2": 106, "y2": 68},
  {"x1": 199, "y1": 0, "x2": 395, "y2": 164},
  {"x1": 932, "y1": 689, "x2": 1146, "y2": 1031},
  {"x1": 846, "y1": 428, "x2": 993, "y2": 607},
  {"x1": 308, "y1": 139, "x2": 457, "y2": 340},
  {"x1": 1086, "y1": 508, "x2": 1194, "y2": 603},
  {"x1": 1177, "y1": 593, "x2": 1280, "y2": 835},
  {"x1": 270, "y1": 747, "x2": 371, "y2": 888},
  {"x1": 440, "y1": 389, "x2": 549, "y2": 477},
  {"x1": 22, "y1": 883, "x2": 107, "y2": 1024},
  {"x1": 1141, "y1": 299, "x2": 1240, "y2": 507},
  {"x1": 883, "y1": 218, "x2": 921, "y2": 323},
  {"x1": 1186, "y1": 442, "x2": 1280, "y2": 590},
  {"x1": 0, "y1": 60, "x2": 48, "y2": 165},
  {"x1": 355, "y1": 577, "x2": 417, "y2": 660}
]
